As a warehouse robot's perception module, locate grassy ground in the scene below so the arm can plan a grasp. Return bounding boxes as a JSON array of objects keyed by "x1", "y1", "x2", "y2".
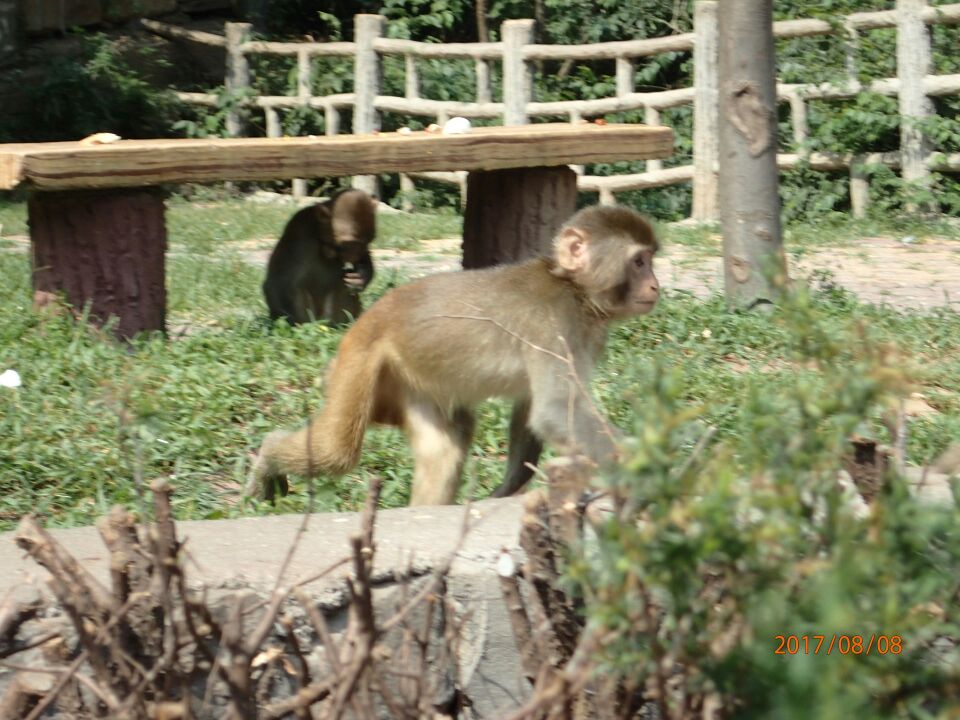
[{"x1": 0, "y1": 195, "x2": 958, "y2": 529}]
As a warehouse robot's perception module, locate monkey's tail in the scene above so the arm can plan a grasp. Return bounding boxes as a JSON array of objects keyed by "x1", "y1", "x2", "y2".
[{"x1": 254, "y1": 337, "x2": 382, "y2": 490}]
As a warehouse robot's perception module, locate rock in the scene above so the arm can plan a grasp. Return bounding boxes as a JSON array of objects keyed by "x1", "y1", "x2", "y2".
[{"x1": 24, "y1": 0, "x2": 102, "y2": 34}]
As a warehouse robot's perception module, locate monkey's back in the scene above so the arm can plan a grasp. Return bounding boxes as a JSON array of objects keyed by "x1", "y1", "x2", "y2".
[{"x1": 348, "y1": 258, "x2": 598, "y2": 407}]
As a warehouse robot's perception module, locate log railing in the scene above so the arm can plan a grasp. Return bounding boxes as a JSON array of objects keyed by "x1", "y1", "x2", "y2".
[{"x1": 143, "y1": 0, "x2": 960, "y2": 220}]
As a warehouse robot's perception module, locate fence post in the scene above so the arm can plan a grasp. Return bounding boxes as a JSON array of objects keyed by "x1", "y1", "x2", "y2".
[
  {"x1": 615, "y1": 56, "x2": 634, "y2": 98},
  {"x1": 896, "y1": 0, "x2": 934, "y2": 211},
  {"x1": 644, "y1": 106, "x2": 663, "y2": 172},
  {"x1": 325, "y1": 104, "x2": 340, "y2": 136},
  {"x1": 352, "y1": 14, "x2": 385, "y2": 196},
  {"x1": 405, "y1": 54, "x2": 420, "y2": 99},
  {"x1": 850, "y1": 158, "x2": 870, "y2": 218},
  {"x1": 292, "y1": 48, "x2": 312, "y2": 198},
  {"x1": 843, "y1": 19, "x2": 859, "y2": 84},
  {"x1": 502, "y1": 19, "x2": 534, "y2": 125},
  {"x1": 398, "y1": 55, "x2": 420, "y2": 210},
  {"x1": 787, "y1": 91, "x2": 808, "y2": 150},
  {"x1": 297, "y1": 49, "x2": 312, "y2": 99},
  {"x1": 265, "y1": 107, "x2": 280, "y2": 138},
  {"x1": 225, "y1": 22, "x2": 252, "y2": 137},
  {"x1": 692, "y1": 1, "x2": 719, "y2": 223},
  {"x1": 475, "y1": 59, "x2": 492, "y2": 103}
]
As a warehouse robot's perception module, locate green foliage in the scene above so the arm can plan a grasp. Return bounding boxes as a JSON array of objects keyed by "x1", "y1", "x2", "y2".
[
  {"x1": 0, "y1": 33, "x2": 181, "y2": 143},
  {"x1": 382, "y1": 0, "x2": 471, "y2": 36},
  {"x1": 172, "y1": 87, "x2": 255, "y2": 139},
  {"x1": 540, "y1": 0, "x2": 693, "y2": 45},
  {"x1": 808, "y1": 94, "x2": 901, "y2": 155},
  {"x1": 575, "y1": 284, "x2": 960, "y2": 717}
]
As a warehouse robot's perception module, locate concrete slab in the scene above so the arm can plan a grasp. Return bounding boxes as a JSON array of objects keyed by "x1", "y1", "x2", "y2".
[
  {"x1": 0, "y1": 496, "x2": 526, "y2": 599},
  {"x1": 0, "y1": 497, "x2": 531, "y2": 717}
]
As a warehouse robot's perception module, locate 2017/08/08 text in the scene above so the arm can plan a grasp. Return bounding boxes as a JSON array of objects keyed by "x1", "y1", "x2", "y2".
[{"x1": 774, "y1": 635, "x2": 903, "y2": 655}]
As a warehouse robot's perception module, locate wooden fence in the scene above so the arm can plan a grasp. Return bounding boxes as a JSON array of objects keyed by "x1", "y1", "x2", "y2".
[{"x1": 144, "y1": 0, "x2": 960, "y2": 220}]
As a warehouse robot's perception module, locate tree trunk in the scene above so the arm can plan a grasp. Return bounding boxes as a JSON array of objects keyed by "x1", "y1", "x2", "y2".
[
  {"x1": 475, "y1": 0, "x2": 488, "y2": 42},
  {"x1": 29, "y1": 188, "x2": 167, "y2": 340},
  {"x1": 462, "y1": 166, "x2": 577, "y2": 268},
  {"x1": 718, "y1": 0, "x2": 787, "y2": 308}
]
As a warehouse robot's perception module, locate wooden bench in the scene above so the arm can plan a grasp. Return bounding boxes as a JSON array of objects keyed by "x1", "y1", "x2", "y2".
[{"x1": 0, "y1": 123, "x2": 672, "y2": 338}]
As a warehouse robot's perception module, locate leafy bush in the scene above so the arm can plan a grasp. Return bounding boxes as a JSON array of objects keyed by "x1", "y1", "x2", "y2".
[
  {"x1": 574, "y1": 285, "x2": 960, "y2": 717},
  {"x1": 0, "y1": 33, "x2": 182, "y2": 143}
]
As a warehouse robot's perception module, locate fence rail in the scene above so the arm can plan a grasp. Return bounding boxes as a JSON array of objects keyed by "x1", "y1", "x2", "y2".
[{"x1": 143, "y1": 1, "x2": 960, "y2": 219}]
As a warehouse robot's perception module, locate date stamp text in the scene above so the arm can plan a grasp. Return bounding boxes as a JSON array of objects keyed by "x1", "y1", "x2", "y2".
[{"x1": 774, "y1": 634, "x2": 903, "y2": 655}]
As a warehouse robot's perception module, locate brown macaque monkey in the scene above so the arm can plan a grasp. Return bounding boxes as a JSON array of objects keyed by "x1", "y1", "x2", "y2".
[
  {"x1": 263, "y1": 189, "x2": 377, "y2": 326},
  {"x1": 250, "y1": 205, "x2": 660, "y2": 505}
]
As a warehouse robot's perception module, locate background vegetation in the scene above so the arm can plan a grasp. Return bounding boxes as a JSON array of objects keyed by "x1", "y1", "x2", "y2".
[
  {"x1": 2, "y1": 0, "x2": 958, "y2": 219},
  {"x1": 577, "y1": 286, "x2": 960, "y2": 717}
]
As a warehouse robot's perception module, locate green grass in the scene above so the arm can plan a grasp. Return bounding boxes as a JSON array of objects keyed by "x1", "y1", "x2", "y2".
[
  {"x1": 0, "y1": 197, "x2": 958, "y2": 529},
  {"x1": 0, "y1": 194, "x2": 28, "y2": 236}
]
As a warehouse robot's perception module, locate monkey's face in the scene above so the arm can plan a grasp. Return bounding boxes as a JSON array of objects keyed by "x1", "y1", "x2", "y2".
[
  {"x1": 330, "y1": 190, "x2": 377, "y2": 249},
  {"x1": 623, "y1": 247, "x2": 660, "y2": 315},
  {"x1": 600, "y1": 245, "x2": 659, "y2": 319},
  {"x1": 336, "y1": 241, "x2": 369, "y2": 266},
  {"x1": 554, "y1": 206, "x2": 661, "y2": 320}
]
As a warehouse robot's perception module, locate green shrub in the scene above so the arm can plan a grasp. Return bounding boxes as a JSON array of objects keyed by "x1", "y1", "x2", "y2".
[
  {"x1": 0, "y1": 34, "x2": 182, "y2": 143},
  {"x1": 574, "y1": 285, "x2": 960, "y2": 717}
]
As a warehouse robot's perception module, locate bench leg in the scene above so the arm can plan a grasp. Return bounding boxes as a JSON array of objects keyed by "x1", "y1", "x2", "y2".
[
  {"x1": 29, "y1": 188, "x2": 167, "y2": 340},
  {"x1": 462, "y1": 165, "x2": 577, "y2": 268}
]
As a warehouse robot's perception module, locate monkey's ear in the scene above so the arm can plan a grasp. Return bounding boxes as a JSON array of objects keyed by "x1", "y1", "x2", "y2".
[{"x1": 555, "y1": 227, "x2": 591, "y2": 273}]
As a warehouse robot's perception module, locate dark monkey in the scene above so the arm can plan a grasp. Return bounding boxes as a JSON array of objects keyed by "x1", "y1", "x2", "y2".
[
  {"x1": 251, "y1": 205, "x2": 660, "y2": 504},
  {"x1": 263, "y1": 189, "x2": 377, "y2": 326}
]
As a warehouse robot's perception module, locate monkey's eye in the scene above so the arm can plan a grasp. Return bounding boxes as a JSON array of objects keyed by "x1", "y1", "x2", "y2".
[{"x1": 633, "y1": 254, "x2": 645, "y2": 268}]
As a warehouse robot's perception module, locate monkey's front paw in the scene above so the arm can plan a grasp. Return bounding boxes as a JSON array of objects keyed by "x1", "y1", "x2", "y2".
[{"x1": 342, "y1": 272, "x2": 366, "y2": 294}]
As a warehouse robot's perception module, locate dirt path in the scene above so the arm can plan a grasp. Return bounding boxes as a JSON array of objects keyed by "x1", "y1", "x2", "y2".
[
  {"x1": 5, "y1": 231, "x2": 959, "y2": 311},
  {"x1": 659, "y1": 236, "x2": 960, "y2": 310},
  {"x1": 359, "y1": 234, "x2": 960, "y2": 312}
]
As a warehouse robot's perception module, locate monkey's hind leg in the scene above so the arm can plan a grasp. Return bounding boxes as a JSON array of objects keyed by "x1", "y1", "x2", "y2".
[
  {"x1": 405, "y1": 400, "x2": 475, "y2": 505},
  {"x1": 492, "y1": 398, "x2": 544, "y2": 498}
]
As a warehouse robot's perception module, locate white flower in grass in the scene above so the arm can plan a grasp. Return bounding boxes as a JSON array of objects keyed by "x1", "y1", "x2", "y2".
[{"x1": 0, "y1": 369, "x2": 21, "y2": 388}]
